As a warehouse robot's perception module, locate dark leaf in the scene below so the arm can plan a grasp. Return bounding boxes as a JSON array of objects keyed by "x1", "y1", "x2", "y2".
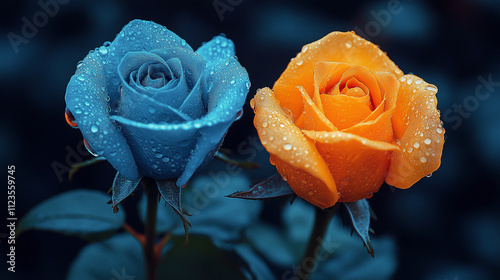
[
  {"x1": 111, "y1": 172, "x2": 142, "y2": 213},
  {"x1": 67, "y1": 233, "x2": 145, "y2": 280},
  {"x1": 227, "y1": 173, "x2": 294, "y2": 200},
  {"x1": 156, "y1": 179, "x2": 191, "y2": 245},
  {"x1": 17, "y1": 190, "x2": 125, "y2": 242},
  {"x1": 214, "y1": 240, "x2": 275, "y2": 280},
  {"x1": 343, "y1": 199, "x2": 374, "y2": 257}
]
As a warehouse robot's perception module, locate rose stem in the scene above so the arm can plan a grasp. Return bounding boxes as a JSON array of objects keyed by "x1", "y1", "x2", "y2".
[
  {"x1": 298, "y1": 204, "x2": 340, "y2": 280},
  {"x1": 142, "y1": 178, "x2": 159, "y2": 280}
]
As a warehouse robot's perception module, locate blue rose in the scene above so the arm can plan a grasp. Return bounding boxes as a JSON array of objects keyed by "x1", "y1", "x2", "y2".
[{"x1": 65, "y1": 19, "x2": 249, "y2": 186}]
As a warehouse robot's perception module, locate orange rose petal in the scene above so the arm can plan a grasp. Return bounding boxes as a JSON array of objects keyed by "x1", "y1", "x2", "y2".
[
  {"x1": 342, "y1": 87, "x2": 365, "y2": 98},
  {"x1": 272, "y1": 156, "x2": 338, "y2": 209},
  {"x1": 343, "y1": 108, "x2": 395, "y2": 143},
  {"x1": 321, "y1": 94, "x2": 372, "y2": 130},
  {"x1": 274, "y1": 32, "x2": 403, "y2": 120},
  {"x1": 304, "y1": 131, "x2": 399, "y2": 202},
  {"x1": 332, "y1": 94, "x2": 372, "y2": 109},
  {"x1": 386, "y1": 75, "x2": 445, "y2": 189},
  {"x1": 376, "y1": 72, "x2": 400, "y2": 111},
  {"x1": 295, "y1": 86, "x2": 337, "y2": 132},
  {"x1": 314, "y1": 61, "x2": 352, "y2": 96},
  {"x1": 252, "y1": 87, "x2": 338, "y2": 208},
  {"x1": 344, "y1": 77, "x2": 369, "y2": 96},
  {"x1": 339, "y1": 66, "x2": 383, "y2": 108}
]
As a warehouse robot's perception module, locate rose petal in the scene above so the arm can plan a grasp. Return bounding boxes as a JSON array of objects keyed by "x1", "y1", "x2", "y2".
[
  {"x1": 343, "y1": 108, "x2": 395, "y2": 143},
  {"x1": 118, "y1": 81, "x2": 191, "y2": 124},
  {"x1": 303, "y1": 131, "x2": 399, "y2": 202},
  {"x1": 252, "y1": 88, "x2": 338, "y2": 208},
  {"x1": 376, "y1": 72, "x2": 399, "y2": 111},
  {"x1": 150, "y1": 57, "x2": 189, "y2": 108},
  {"x1": 196, "y1": 35, "x2": 236, "y2": 67},
  {"x1": 314, "y1": 61, "x2": 352, "y2": 97},
  {"x1": 99, "y1": 20, "x2": 193, "y2": 104},
  {"x1": 338, "y1": 66, "x2": 382, "y2": 108},
  {"x1": 274, "y1": 31, "x2": 403, "y2": 122},
  {"x1": 321, "y1": 94, "x2": 372, "y2": 130},
  {"x1": 386, "y1": 75, "x2": 444, "y2": 189},
  {"x1": 295, "y1": 86, "x2": 337, "y2": 132},
  {"x1": 65, "y1": 51, "x2": 138, "y2": 180},
  {"x1": 108, "y1": 116, "x2": 198, "y2": 180},
  {"x1": 177, "y1": 56, "x2": 250, "y2": 186},
  {"x1": 178, "y1": 76, "x2": 207, "y2": 119},
  {"x1": 196, "y1": 35, "x2": 237, "y2": 106}
]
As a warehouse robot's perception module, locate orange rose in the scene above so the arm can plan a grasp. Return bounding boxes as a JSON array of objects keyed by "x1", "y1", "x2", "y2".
[{"x1": 251, "y1": 32, "x2": 444, "y2": 209}]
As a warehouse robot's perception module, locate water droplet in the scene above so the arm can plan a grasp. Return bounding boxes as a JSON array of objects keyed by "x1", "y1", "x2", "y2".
[
  {"x1": 308, "y1": 191, "x2": 314, "y2": 196},
  {"x1": 155, "y1": 153, "x2": 163, "y2": 158},
  {"x1": 400, "y1": 76, "x2": 407, "y2": 82},
  {"x1": 83, "y1": 138, "x2": 99, "y2": 157},
  {"x1": 426, "y1": 85, "x2": 438, "y2": 92},
  {"x1": 98, "y1": 46, "x2": 108, "y2": 55},
  {"x1": 148, "y1": 107, "x2": 155, "y2": 114},
  {"x1": 65, "y1": 107, "x2": 78, "y2": 128},
  {"x1": 91, "y1": 125, "x2": 98, "y2": 133},
  {"x1": 269, "y1": 156, "x2": 275, "y2": 165},
  {"x1": 296, "y1": 59, "x2": 303, "y2": 66},
  {"x1": 77, "y1": 76, "x2": 85, "y2": 81},
  {"x1": 262, "y1": 121, "x2": 268, "y2": 128},
  {"x1": 407, "y1": 78, "x2": 413, "y2": 85},
  {"x1": 302, "y1": 46, "x2": 309, "y2": 53},
  {"x1": 345, "y1": 41, "x2": 352, "y2": 48},
  {"x1": 426, "y1": 173, "x2": 433, "y2": 178},
  {"x1": 230, "y1": 80, "x2": 235, "y2": 85},
  {"x1": 424, "y1": 138, "x2": 432, "y2": 145},
  {"x1": 284, "y1": 144, "x2": 292, "y2": 150},
  {"x1": 415, "y1": 79, "x2": 422, "y2": 85},
  {"x1": 235, "y1": 109, "x2": 243, "y2": 120},
  {"x1": 420, "y1": 156, "x2": 427, "y2": 163},
  {"x1": 436, "y1": 127, "x2": 443, "y2": 134},
  {"x1": 279, "y1": 123, "x2": 285, "y2": 128},
  {"x1": 413, "y1": 142, "x2": 420, "y2": 149},
  {"x1": 162, "y1": 157, "x2": 170, "y2": 162},
  {"x1": 245, "y1": 82, "x2": 251, "y2": 89}
]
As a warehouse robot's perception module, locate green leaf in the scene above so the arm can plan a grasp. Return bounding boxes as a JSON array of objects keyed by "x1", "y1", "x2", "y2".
[
  {"x1": 17, "y1": 190, "x2": 125, "y2": 242},
  {"x1": 227, "y1": 173, "x2": 294, "y2": 200},
  {"x1": 111, "y1": 172, "x2": 142, "y2": 213},
  {"x1": 343, "y1": 199, "x2": 374, "y2": 257}
]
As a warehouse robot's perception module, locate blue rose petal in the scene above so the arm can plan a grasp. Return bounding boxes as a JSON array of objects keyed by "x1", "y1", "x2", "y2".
[
  {"x1": 65, "y1": 51, "x2": 139, "y2": 180},
  {"x1": 196, "y1": 35, "x2": 236, "y2": 68},
  {"x1": 177, "y1": 56, "x2": 249, "y2": 186},
  {"x1": 150, "y1": 49, "x2": 206, "y2": 108},
  {"x1": 179, "y1": 76, "x2": 206, "y2": 120},
  {"x1": 110, "y1": 117, "x2": 198, "y2": 180},
  {"x1": 97, "y1": 20, "x2": 193, "y2": 103}
]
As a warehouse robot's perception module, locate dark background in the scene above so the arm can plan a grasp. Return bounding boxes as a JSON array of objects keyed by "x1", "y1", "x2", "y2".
[{"x1": 1, "y1": 0, "x2": 500, "y2": 279}]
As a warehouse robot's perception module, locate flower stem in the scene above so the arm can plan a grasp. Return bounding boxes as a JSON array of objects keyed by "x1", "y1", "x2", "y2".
[
  {"x1": 297, "y1": 204, "x2": 340, "y2": 280},
  {"x1": 143, "y1": 178, "x2": 159, "y2": 280}
]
